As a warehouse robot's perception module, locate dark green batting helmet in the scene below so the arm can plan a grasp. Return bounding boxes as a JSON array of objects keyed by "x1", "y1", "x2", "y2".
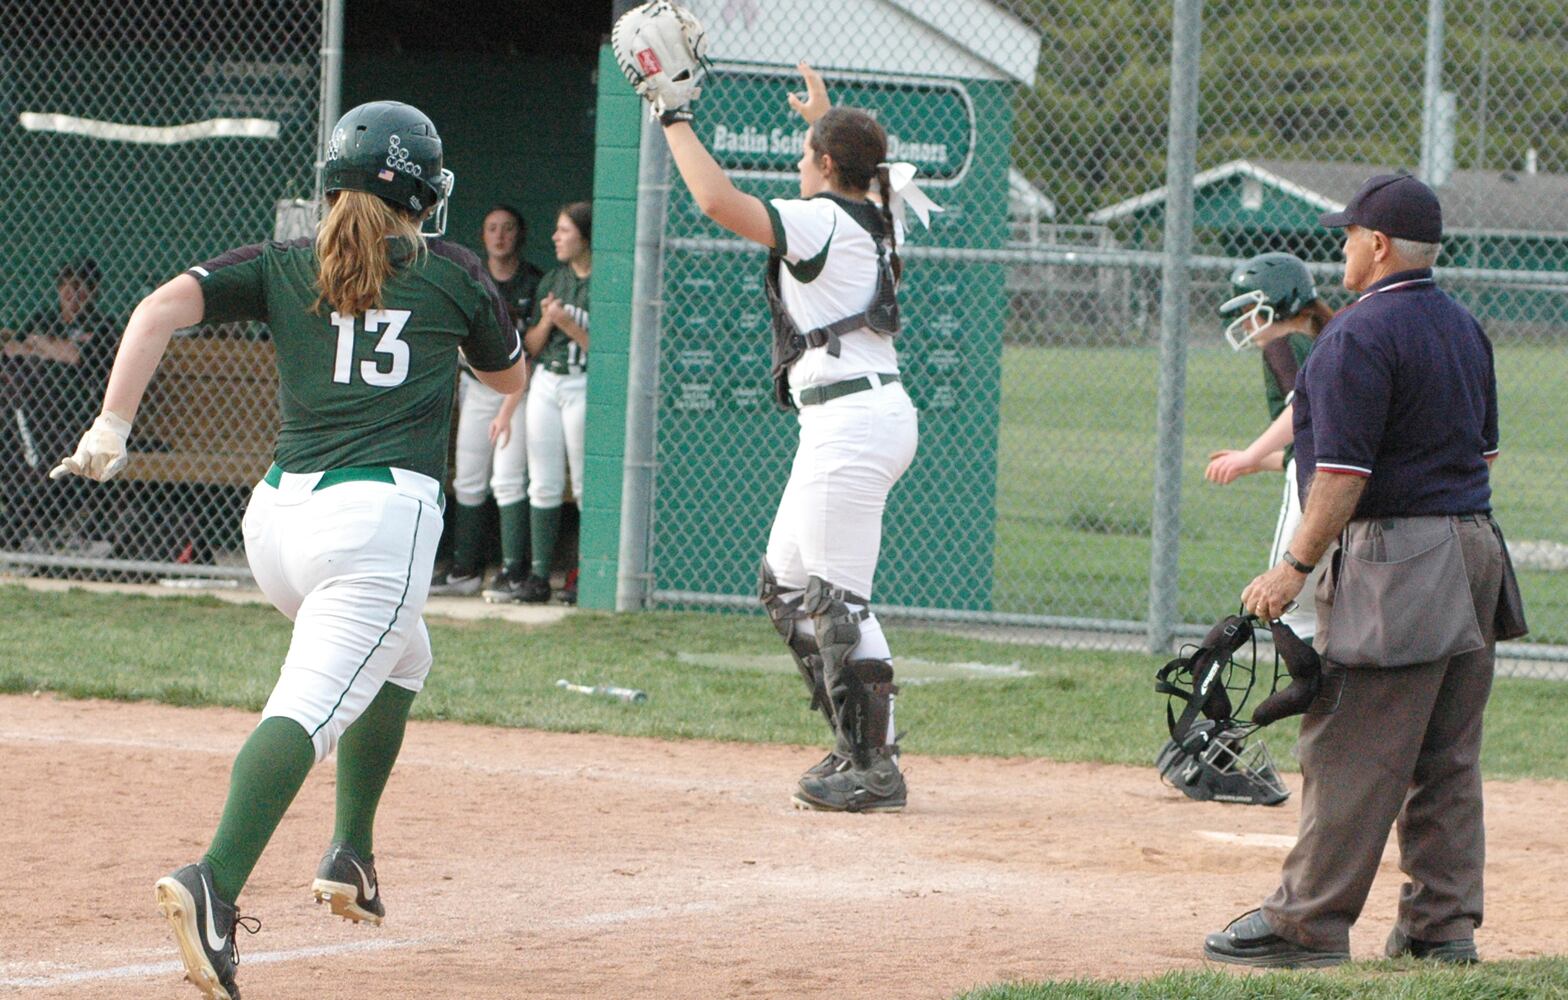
[
  {"x1": 322, "y1": 101, "x2": 455, "y2": 235},
  {"x1": 1218, "y1": 252, "x2": 1317, "y2": 350}
]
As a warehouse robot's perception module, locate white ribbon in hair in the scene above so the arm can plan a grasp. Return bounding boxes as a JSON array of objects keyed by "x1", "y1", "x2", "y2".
[{"x1": 875, "y1": 161, "x2": 943, "y2": 229}]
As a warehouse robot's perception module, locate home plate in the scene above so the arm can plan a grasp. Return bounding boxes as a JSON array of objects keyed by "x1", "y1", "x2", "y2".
[
  {"x1": 676, "y1": 652, "x2": 1030, "y2": 684},
  {"x1": 1197, "y1": 830, "x2": 1298, "y2": 850}
]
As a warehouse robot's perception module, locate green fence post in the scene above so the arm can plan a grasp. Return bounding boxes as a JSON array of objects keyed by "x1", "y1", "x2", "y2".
[{"x1": 579, "y1": 43, "x2": 642, "y2": 610}]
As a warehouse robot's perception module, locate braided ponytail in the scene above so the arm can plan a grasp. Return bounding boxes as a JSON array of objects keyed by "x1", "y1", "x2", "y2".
[{"x1": 874, "y1": 163, "x2": 903, "y2": 284}]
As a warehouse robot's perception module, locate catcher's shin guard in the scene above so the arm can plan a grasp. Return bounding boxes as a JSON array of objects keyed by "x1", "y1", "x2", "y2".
[
  {"x1": 759, "y1": 560, "x2": 834, "y2": 732},
  {"x1": 803, "y1": 575, "x2": 896, "y2": 767}
]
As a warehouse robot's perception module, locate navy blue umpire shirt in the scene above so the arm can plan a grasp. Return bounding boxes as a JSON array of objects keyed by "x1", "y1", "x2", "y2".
[{"x1": 1292, "y1": 267, "x2": 1498, "y2": 519}]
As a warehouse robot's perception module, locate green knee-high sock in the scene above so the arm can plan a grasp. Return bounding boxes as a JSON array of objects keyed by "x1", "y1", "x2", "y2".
[
  {"x1": 203, "y1": 717, "x2": 315, "y2": 904},
  {"x1": 529, "y1": 503, "x2": 562, "y2": 579},
  {"x1": 497, "y1": 500, "x2": 531, "y2": 578},
  {"x1": 449, "y1": 501, "x2": 486, "y2": 576},
  {"x1": 332, "y1": 683, "x2": 418, "y2": 858}
]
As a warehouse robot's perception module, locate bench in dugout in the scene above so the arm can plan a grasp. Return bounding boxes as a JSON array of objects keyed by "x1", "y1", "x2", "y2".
[{"x1": 106, "y1": 334, "x2": 278, "y2": 567}]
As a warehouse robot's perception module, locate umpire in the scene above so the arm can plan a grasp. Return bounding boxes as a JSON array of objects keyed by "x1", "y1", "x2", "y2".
[{"x1": 1204, "y1": 173, "x2": 1527, "y2": 968}]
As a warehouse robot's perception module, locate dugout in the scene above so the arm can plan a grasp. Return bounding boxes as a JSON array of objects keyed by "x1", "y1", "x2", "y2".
[
  {"x1": 578, "y1": 1, "x2": 1042, "y2": 612},
  {"x1": 341, "y1": 0, "x2": 611, "y2": 285},
  {"x1": 341, "y1": 0, "x2": 614, "y2": 573},
  {"x1": 0, "y1": 0, "x2": 615, "y2": 575},
  {"x1": 1089, "y1": 158, "x2": 1568, "y2": 337}
]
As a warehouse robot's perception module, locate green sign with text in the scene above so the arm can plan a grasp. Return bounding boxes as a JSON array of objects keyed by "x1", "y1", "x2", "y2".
[{"x1": 698, "y1": 71, "x2": 975, "y2": 182}]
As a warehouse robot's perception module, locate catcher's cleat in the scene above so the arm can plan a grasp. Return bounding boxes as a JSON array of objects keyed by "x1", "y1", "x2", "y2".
[
  {"x1": 312, "y1": 843, "x2": 385, "y2": 925},
  {"x1": 154, "y1": 861, "x2": 259, "y2": 1000},
  {"x1": 1203, "y1": 909, "x2": 1349, "y2": 969},
  {"x1": 792, "y1": 751, "x2": 906, "y2": 813},
  {"x1": 799, "y1": 749, "x2": 849, "y2": 783}
]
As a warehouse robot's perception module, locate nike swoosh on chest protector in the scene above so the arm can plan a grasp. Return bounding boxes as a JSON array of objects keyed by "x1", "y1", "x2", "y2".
[{"x1": 784, "y1": 216, "x2": 836, "y2": 284}]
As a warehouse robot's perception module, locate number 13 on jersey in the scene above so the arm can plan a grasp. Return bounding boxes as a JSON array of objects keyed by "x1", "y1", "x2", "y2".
[{"x1": 331, "y1": 309, "x2": 411, "y2": 387}]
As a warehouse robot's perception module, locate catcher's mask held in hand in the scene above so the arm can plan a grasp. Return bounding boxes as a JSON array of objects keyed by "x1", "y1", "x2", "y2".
[
  {"x1": 612, "y1": 1, "x2": 711, "y2": 119},
  {"x1": 1152, "y1": 612, "x2": 1325, "y2": 807},
  {"x1": 1154, "y1": 613, "x2": 1255, "y2": 747}
]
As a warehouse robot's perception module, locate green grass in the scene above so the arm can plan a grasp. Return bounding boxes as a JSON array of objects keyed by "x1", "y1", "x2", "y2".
[
  {"x1": 4, "y1": 585, "x2": 1568, "y2": 778},
  {"x1": 958, "y1": 958, "x2": 1568, "y2": 999},
  {"x1": 995, "y1": 343, "x2": 1568, "y2": 642}
]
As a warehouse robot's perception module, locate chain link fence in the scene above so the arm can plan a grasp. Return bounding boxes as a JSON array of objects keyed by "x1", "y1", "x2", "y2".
[
  {"x1": 3, "y1": 1, "x2": 1562, "y2": 666},
  {"x1": 0, "y1": 0, "x2": 320, "y2": 580},
  {"x1": 644, "y1": 0, "x2": 1568, "y2": 664}
]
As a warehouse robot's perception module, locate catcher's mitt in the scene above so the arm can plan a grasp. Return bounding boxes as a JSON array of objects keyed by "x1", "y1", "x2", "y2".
[{"x1": 611, "y1": 0, "x2": 710, "y2": 123}]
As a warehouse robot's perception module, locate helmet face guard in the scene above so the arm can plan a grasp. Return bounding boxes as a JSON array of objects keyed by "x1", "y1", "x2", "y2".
[
  {"x1": 1156, "y1": 720, "x2": 1289, "y2": 806},
  {"x1": 420, "y1": 168, "x2": 456, "y2": 238},
  {"x1": 1220, "y1": 289, "x2": 1275, "y2": 350}
]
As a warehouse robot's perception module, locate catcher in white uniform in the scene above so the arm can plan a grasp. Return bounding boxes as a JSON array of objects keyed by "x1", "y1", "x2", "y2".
[
  {"x1": 52, "y1": 101, "x2": 525, "y2": 999},
  {"x1": 614, "y1": 2, "x2": 937, "y2": 812}
]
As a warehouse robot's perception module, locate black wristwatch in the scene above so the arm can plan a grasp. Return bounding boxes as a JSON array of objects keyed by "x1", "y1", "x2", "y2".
[{"x1": 1282, "y1": 551, "x2": 1315, "y2": 574}]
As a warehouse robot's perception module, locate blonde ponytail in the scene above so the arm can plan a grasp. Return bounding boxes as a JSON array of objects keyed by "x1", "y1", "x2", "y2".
[{"x1": 314, "y1": 190, "x2": 425, "y2": 316}]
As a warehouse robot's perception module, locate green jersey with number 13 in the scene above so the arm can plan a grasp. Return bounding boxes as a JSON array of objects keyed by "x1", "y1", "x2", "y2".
[{"x1": 191, "y1": 237, "x2": 521, "y2": 481}]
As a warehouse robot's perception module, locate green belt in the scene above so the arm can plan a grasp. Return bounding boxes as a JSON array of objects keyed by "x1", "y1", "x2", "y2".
[
  {"x1": 797, "y1": 373, "x2": 901, "y2": 407},
  {"x1": 541, "y1": 361, "x2": 586, "y2": 375},
  {"x1": 263, "y1": 463, "x2": 396, "y2": 491}
]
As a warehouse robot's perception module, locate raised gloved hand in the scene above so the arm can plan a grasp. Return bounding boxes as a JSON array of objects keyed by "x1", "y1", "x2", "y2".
[
  {"x1": 49, "y1": 411, "x2": 132, "y2": 482},
  {"x1": 612, "y1": 0, "x2": 710, "y2": 125}
]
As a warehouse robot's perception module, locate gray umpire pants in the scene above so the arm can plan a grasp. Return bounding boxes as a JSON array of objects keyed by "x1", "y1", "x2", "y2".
[{"x1": 1261, "y1": 514, "x2": 1503, "y2": 953}]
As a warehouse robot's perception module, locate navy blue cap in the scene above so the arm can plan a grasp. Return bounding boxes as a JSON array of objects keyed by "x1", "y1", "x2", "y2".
[{"x1": 1318, "y1": 173, "x2": 1443, "y2": 242}]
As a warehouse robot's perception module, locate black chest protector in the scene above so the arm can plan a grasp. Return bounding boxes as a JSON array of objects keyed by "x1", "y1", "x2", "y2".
[{"x1": 765, "y1": 194, "x2": 900, "y2": 411}]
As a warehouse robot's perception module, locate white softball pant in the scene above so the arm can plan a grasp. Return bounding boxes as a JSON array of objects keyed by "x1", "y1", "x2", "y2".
[
  {"x1": 765, "y1": 379, "x2": 919, "y2": 659},
  {"x1": 526, "y1": 368, "x2": 586, "y2": 507},
  {"x1": 1269, "y1": 458, "x2": 1325, "y2": 641},
  {"x1": 244, "y1": 467, "x2": 443, "y2": 762},
  {"x1": 452, "y1": 372, "x2": 527, "y2": 508}
]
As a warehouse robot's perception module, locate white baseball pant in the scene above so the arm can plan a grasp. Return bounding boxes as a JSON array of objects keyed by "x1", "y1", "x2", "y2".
[
  {"x1": 526, "y1": 368, "x2": 586, "y2": 507},
  {"x1": 244, "y1": 467, "x2": 443, "y2": 762},
  {"x1": 1270, "y1": 458, "x2": 1326, "y2": 641},
  {"x1": 764, "y1": 379, "x2": 919, "y2": 660},
  {"x1": 452, "y1": 372, "x2": 527, "y2": 508}
]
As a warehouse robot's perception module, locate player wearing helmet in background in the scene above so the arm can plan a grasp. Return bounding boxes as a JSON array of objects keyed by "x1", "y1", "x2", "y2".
[
  {"x1": 1205, "y1": 252, "x2": 1335, "y2": 641},
  {"x1": 53, "y1": 100, "x2": 526, "y2": 1000}
]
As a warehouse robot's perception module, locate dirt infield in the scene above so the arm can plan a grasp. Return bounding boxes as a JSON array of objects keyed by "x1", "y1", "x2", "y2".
[{"x1": 3, "y1": 695, "x2": 1566, "y2": 998}]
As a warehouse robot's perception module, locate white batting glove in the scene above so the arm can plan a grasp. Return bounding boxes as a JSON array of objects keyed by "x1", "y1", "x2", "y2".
[{"x1": 50, "y1": 411, "x2": 132, "y2": 482}]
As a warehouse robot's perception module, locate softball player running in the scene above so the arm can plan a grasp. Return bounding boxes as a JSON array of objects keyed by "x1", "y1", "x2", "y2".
[
  {"x1": 52, "y1": 101, "x2": 525, "y2": 1000},
  {"x1": 1206, "y1": 252, "x2": 1333, "y2": 640},
  {"x1": 484, "y1": 202, "x2": 591, "y2": 605},
  {"x1": 431, "y1": 204, "x2": 542, "y2": 596},
  {"x1": 641, "y1": 47, "x2": 931, "y2": 811}
]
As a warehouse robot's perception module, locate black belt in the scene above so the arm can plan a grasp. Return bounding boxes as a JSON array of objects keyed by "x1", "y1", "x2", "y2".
[
  {"x1": 540, "y1": 362, "x2": 586, "y2": 376},
  {"x1": 797, "y1": 373, "x2": 900, "y2": 407},
  {"x1": 1455, "y1": 512, "x2": 1492, "y2": 524}
]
